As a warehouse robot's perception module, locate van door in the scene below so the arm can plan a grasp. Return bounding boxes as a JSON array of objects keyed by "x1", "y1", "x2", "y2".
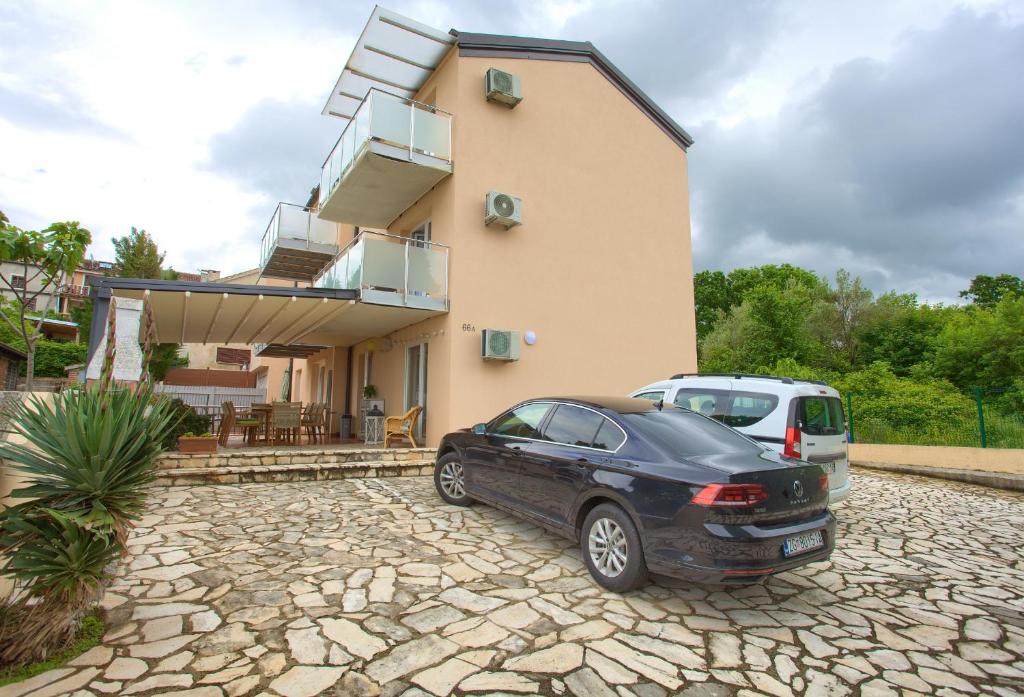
[{"x1": 798, "y1": 396, "x2": 849, "y2": 498}]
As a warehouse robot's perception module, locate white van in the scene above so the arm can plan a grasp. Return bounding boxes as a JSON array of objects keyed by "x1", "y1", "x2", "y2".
[{"x1": 630, "y1": 374, "x2": 850, "y2": 504}]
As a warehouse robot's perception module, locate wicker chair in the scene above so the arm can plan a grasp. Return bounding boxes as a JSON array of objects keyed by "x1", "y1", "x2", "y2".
[
  {"x1": 384, "y1": 405, "x2": 423, "y2": 448},
  {"x1": 218, "y1": 401, "x2": 262, "y2": 446},
  {"x1": 271, "y1": 401, "x2": 301, "y2": 445},
  {"x1": 301, "y1": 403, "x2": 326, "y2": 444}
]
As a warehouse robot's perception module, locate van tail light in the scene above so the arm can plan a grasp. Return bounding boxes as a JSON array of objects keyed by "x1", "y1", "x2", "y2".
[
  {"x1": 692, "y1": 483, "x2": 769, "y2": 508},
  {"x1": 784, "y1": 426, "x2": 802, "y2": 458},
  {"x1": 819, "y1": 473, "x2": 829, "y2": 491}
]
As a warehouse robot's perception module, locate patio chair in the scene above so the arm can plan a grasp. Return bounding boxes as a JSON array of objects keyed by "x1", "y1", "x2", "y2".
[
  {"x1": 301, "y1": 402, "x2": 326, "y2": 444},
  {"x1": 271, "y1": 401, "x2": 301, "y2": 445},
  {"x1": 384, "y1": 405, "x2": 423, "y2": 448},
  {"x1": 219, "y1": 401, "x2": 262, "y2": 446}
]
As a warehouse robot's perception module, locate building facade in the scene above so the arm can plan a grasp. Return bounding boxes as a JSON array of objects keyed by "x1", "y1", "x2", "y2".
[{"x1": 89, "y1": 8, "x2": 697, "y2": 446}]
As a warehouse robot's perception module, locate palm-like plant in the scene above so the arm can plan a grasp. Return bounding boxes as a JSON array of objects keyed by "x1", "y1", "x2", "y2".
[
  {"x1": 0, "y1": 384, "x2": 178, "y2": 546},
  {"x1": 0, "y1": 383, "x2": 179, "y2": 663}
]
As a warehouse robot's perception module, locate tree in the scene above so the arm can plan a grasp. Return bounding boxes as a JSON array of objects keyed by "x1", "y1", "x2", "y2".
[
  {"x1": 0, "y1": 218, "x2": 91, "y2": 388},
  {"x1": 931, "y1": 294, "x2": 1024, "y2": 389},
  {"x1": 959, "y1": 274, "x2": 1024, "y2": 307},
  {"x1": 693, "y1": 270, "x2": 736, "y2": 342},
  {"x1": 810, "y1": 269, "x2": 874, "y2": 367},
  {"x1": 112, "y1": 227, "x2": 164, "y2": 279}
]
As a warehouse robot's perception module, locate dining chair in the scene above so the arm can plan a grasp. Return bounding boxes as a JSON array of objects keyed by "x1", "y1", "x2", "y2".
[
  {"x1": 301, "y1": 403, "x2": 326, "y2": 444},
  {"x1": 271, "y1": 401, "x2": 301, "y2": 445}
]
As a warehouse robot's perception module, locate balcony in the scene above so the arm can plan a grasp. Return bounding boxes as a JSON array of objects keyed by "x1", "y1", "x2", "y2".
[
  {"x1": 318, "y1": 89, "x2": 453, "y2": 228},
  {"x1": 58, "y1": 284, "x2": 90, "y2": 297},
  {"x1": 259, "y1": 203, "x2": 340, "y2": 281},
  {"x1": 315, "y1": 231, "x2": 448, "y2": 312}
]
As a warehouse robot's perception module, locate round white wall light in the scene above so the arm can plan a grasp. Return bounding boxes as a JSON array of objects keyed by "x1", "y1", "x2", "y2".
[{"x1": 524, "y1": 331, "x2": 537, "y2": 345}]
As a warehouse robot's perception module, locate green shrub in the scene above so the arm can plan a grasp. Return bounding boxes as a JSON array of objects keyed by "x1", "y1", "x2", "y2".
[
  {"x1": 30, "y1": 341, "x2": 87, "y2": 378},
  {"x1": 162, "y1": 399, "x2": 211, "y2": 450}
]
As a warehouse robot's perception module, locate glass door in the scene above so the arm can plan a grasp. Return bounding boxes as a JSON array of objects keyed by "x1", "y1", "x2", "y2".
[{"x1": 405, "y1": 342, "x2": 428, "y2": 440}]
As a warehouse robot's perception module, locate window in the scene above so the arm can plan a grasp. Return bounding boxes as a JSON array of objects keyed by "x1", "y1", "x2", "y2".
[
  {"x1": 673, "y1": 389, "x2": 725, "y2": 417},
  {"x1": 673, "y1": 388, "x2": 778, "y2": 427},
  {"x1": 11, "y1": 275, "x2": 25, "y2": 289},
  {"x1": 633, "y1": 391, "x2": 666, "y2": 402},
  {"x1": 542, "y1": 405, "x2": 605, "y2": 447},
  {"x1": 592, "y1": 419, "x2": 626, "y2": 451},
  {"x1": 723, "y1": 392, "x2": 778, "y2": 427},
  {"x1": 800, "y1": 397, "x2": 844, "y2": 436},
  {"x1": 490, "y1": 403, "x2": 551, "y2": 439},
  {"x1": 622, "y1": 409, "x2": 761, "y2": 458}
]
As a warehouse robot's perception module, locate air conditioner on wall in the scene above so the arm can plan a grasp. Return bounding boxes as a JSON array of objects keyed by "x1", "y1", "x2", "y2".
[
  {"x1": 485, "y1": 68, "x2": 522, "y2": 107},
  {"x1": 485, "y1": 191, "x2": 522, "y2": 229},
  {"x1": 482, "y1": 329, "x2": 520, "y2": 361}
]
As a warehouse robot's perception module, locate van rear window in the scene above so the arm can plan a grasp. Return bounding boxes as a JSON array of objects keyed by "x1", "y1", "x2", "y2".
[
  {"x1": 672, "y1": 389, "x2": 778, "y2": 427},
  {"x1": 800, "y1": 397, "x2": 845, "y2": 436}
]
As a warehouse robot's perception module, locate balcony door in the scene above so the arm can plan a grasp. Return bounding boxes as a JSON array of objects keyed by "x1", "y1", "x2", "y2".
[{"x1": 405, "y1": 342, "x2": 428, "y2": 441}]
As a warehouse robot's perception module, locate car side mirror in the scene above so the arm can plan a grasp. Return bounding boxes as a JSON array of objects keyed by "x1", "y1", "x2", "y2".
[{"x1": 472, "y1": 423, "x2": 487, "y2": 435}]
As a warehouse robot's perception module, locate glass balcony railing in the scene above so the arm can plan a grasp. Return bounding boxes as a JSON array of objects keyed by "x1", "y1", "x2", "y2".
[
  {"x1": 315, "y1": 231, "x2": 448, "y2": 311},
  {"x1": 319, "y1": 89, "x2": 453, "y2": 205},
  {"x1": 259, "y1": 203, "x2": 340, "y2": 278}
]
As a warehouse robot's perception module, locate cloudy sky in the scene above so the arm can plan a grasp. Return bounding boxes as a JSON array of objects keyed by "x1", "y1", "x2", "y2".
[{"x1": 1, "y1": 0, "x2": 1022, "y2": 301}]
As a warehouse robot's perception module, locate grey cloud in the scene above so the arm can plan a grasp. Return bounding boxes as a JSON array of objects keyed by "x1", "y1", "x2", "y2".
[
  {"x1": 206, "y1": 99, "x2": 343, "y2": 203},
  {"x1": 691, "y1": 9, "x2": 1024, "y2": 302},
  {"x1": 563, "y1": 0, "x2": 780, "y2": 104},
  {"x1": 0, "y1": 83, "x2": 124, "y2": 138}
]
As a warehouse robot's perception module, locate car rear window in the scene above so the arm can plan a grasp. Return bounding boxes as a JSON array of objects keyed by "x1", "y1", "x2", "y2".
[
  {"x1": 543, "y1": 405, "x2": 605, "y2": 447},
  {"x1": 672, "y1": 389, "x2": 779, "y2": 427},
  {"x1": 621, "y1": 408, "x2": 761, "y2": 458},
  {"x1": 800, "y1": 397, "x2": 845, "y2": 436}
]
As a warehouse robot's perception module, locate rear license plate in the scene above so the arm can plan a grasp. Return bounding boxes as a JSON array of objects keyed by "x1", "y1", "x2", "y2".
[
  {"x1": 783, "y1": 530, "x2": 825, "y2": 557},
  {"x1": 821, "y1": 461, "x2": 836, "y2": 474}
]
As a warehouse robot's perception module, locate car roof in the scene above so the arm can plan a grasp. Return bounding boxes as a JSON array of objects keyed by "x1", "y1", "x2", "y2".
[
  {"x1": 527, "y1": 396, "x2": 660, "y2": 414},
  {"x1": 635, "y1": 374, "x2": 839, "y2": 396}
]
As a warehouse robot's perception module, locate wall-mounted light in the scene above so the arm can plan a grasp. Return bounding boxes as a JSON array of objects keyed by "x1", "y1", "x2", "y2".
[{"x1": 524, "y1": 331, "x2": 537, "y2": 346}]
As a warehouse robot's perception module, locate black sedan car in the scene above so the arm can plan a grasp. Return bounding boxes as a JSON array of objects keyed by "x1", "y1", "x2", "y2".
[{"x1": 433, "y1": 397, "x2": 835, "y2": 591}]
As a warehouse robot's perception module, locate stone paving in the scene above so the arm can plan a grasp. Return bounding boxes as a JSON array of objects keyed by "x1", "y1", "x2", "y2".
[{"x1": 7, "y1": 470, "x2": 1024, "y2": 697}]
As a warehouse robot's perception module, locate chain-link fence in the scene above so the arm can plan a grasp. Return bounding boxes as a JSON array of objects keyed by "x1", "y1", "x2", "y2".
[{"x1": 847, "y1": 387, "x2": 1024, "y2": 449}]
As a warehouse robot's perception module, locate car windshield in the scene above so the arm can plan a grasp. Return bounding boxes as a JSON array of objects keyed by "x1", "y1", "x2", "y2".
[{"x1": 621, "y1": 408, "x2": 762, "y2": 458}]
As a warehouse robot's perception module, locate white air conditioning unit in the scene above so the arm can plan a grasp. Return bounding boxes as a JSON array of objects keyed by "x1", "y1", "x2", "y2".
[
  {"x1": 485, "y1": 68, "x2": 522, "y2": 107},
  {"x1": 485, "y1": 191, "x2": 522, "y2": 229},
  {"x1": 482, "y1": 329, "x2": 520, "y2": 361}
]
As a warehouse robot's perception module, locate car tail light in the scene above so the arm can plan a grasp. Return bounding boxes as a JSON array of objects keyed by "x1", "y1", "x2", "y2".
[
  {"x1": 692, "y1": 483, "x2": 769, "y2": 507},
  {"x1": 784, "y1": 426, "x2": 802, "y2": 458}
]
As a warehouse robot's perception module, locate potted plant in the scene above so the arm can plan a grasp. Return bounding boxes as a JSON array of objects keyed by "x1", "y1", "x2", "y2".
[
  {"x1": 177, "y1": 431, "x2": 218, "y2": 453},
  {"x1": 363, "y1": 384, "x2": 378, "y2": 399}
]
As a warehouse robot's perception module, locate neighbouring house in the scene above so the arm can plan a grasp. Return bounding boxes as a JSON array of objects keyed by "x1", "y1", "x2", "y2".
[
  {"x1": 26, "y1": 315, "x2": 79, "y2": 342},
  {"x1": 0, "y1": 343, "x2": 27, "y2": 391},
  {"x1": 86, "y1": 7, "x2": 697, "y2": 446}
]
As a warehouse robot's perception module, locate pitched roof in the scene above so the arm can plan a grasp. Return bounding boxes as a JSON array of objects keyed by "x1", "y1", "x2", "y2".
[{"x1": 451, "y1": 31, "x2": 694, "y2": 151}]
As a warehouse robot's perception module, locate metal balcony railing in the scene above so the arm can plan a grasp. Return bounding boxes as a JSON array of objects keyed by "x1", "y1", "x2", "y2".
[
  {"x1": 314, "y1": 231, "x2": 448, "y2": 311},
  {"x1": 319, "y1": 89, "x2": 453, "y2": 204},
  {"x1": 258, "y1": 203, "x2": 340, "y2": 280}
]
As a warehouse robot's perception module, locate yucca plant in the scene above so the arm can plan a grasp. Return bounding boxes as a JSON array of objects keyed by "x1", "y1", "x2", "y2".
[
  {"x1": 0, "y1": 509, "x2": 117, "y2": 664},
  {"x1": 0, "y1": 384, "x2": 179, "y2": 546},
  {"x1": 0, "y1": 382, "x2": 180, "y2": 664}
]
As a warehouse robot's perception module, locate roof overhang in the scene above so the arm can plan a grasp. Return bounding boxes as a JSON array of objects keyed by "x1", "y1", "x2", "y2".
[
  {"x1": 88, "y1": 277, "x2": 445, "y2": 350},
  {"x1": 322, "y1": 7, "x2": 455, "y2": 120}
]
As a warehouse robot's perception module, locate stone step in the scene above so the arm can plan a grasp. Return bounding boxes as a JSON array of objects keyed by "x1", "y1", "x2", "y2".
[
  {"x1": 158, "y1": 446, "x2": 437, "y2": 471},
  {"x1": 153, "y1": 458, "x2": 438, "y2": 487}
]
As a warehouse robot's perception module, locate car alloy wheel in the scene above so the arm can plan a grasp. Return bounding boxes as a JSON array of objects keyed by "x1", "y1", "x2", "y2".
[
  {"x1": 439, "y1": 461, "x2": 466, "y2": 499},
  {"x1": 588, "y1": 517, "x2": 628, "y2": 578}
]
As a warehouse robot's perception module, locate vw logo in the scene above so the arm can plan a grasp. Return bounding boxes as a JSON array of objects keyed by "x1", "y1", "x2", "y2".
[{"x1": 792, "y1": 480, "x2": 804, "y2": 497}]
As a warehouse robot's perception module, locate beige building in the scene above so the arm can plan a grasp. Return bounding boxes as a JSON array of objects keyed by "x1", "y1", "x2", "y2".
[{"x1": 90, "y1": 8, "x2": 696, "y2": 446}]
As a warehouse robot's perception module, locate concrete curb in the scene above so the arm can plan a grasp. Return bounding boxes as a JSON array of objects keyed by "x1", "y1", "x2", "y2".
[{"x1": 852, "y1": 461, "x2": 1024, "y2": 492}]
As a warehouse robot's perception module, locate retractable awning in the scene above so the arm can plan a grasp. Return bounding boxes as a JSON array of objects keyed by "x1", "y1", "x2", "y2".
[
  {"x1": 87, "y1": 278, "x2": 445, "y2": 361},
  {"x1": 322, "y1": 7, "x2": 454, "y2": 120}
]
